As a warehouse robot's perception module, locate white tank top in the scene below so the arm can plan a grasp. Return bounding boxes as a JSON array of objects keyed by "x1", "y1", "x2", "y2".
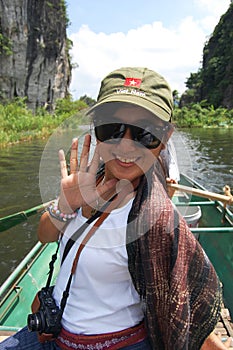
[{"x1": 53, "y1": 198, "x2": 144, "y2": 334}]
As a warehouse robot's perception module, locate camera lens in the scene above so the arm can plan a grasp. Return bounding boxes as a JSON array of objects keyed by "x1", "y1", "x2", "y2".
[{"x1": 27, "y1": 311, "x2": 45, "y2": 332}]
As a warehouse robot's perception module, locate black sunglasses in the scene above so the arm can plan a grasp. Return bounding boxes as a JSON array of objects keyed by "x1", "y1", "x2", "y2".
[{"x1": 94, "y1": 119, "x2": 171, "y2": 149}]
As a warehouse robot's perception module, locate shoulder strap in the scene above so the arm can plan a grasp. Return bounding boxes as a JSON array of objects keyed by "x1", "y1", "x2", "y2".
[
  {"x1": 61, "y1": 193, "x2": 117, "y2": 265},
  {"x1": 56, "y1": 181, "x2": 136, "y2": 318}
]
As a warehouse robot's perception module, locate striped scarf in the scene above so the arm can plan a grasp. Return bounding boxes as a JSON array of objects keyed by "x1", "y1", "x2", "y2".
[{"x1": 126, "y1": 163, "x2": 221, "y2": 350}]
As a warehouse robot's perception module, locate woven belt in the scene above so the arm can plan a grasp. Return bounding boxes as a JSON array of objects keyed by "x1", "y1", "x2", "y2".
[{"x1": 55, "y1": 321, "x2": 147, "y2": 350}]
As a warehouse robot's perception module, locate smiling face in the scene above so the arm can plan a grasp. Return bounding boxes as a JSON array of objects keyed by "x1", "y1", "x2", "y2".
[{"x1": 95, "y1": 103, "x2": 171, "y2": 185}]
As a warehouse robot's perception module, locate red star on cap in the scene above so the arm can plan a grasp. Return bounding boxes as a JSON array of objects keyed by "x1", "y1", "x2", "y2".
[{"x1": 124, "y1": 78, "x2": 142, "y2": 88}]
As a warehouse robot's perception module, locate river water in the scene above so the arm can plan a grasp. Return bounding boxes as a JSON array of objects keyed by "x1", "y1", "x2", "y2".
[{"x1": 0, "y1": 127, "x2": 233, "y2": 285}]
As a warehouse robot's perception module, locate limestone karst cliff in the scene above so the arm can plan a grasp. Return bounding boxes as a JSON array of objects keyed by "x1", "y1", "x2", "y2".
[
  {"x1": 0, "y1": 0, "x2": 71, "y2": 110},
  {"x1": 180, "y1": 2, "x2": 233, "y2": 109},
  {"x1": 201, "y1": 3, "x2": 233, "y2": 109}
]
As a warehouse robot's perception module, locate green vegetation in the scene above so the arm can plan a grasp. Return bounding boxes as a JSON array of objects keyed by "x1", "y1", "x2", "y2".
[
  {"x1": 173, "y1": 103, "x2": 233, "y2": 128},
  {"x1": 0, "y1": 97, "x2": 89, "y2": 147},
  {"x1": 0, "y1": 33, "x2": 12, "y2": 56},
  {"x1": 182, "y1": 3, "x2": 233, "y2": 109},
  {"x1": 45, "y1": 1, "x2": 70, "y2": 28},
  {"x1": 1, "y1": 97, "x2": 232, "y2": 148}
]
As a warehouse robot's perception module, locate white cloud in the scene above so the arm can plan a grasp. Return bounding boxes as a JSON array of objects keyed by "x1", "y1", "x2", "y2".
[
  {"x1": 194, "y1": 0, "x2": 230, "y2": 32},
  {"x1": 194, "y1": 0, "x2": 230, "y2": 17},
  {"x1": 69, "y1": 1, "x2": 230, "y2": 99}
]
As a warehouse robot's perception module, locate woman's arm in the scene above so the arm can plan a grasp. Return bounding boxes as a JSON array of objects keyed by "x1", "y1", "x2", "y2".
[{"x1": 37, "y1": 211, "x2": 67, "y2": 243}]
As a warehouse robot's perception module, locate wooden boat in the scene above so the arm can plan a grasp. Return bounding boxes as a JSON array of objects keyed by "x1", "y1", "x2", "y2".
[{"x1": 0, "y1": 173, "x2": 232, "y2": 340}]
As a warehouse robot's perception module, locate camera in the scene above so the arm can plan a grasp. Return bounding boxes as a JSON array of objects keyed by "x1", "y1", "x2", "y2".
[{"x1": 27, "y1": 286, "x2": 62, "y2": 338}]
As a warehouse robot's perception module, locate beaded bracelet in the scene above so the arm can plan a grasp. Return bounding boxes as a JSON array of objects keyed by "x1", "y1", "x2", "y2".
[{"x1": 47, "y1": 199, "x2": 78, "y2": 222}]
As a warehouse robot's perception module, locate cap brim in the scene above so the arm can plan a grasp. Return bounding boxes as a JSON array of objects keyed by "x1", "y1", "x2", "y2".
[{"x1": 86, "y1": 94, "x2": 171, "y2": 122}]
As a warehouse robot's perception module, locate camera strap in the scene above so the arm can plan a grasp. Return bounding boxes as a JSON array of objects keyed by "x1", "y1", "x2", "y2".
[
  {"x1": 61, "y1": 191, "x2": 119, "y2": 265},
  {"x1": 44, "y1": 175, "x2": 109, "y2": 289},
  {"x1": 47, "y1": 181, "x2": 136, "y2": 317},
  {"x1": 45, "y1": 242, "x2": 60, "y2": 289}
]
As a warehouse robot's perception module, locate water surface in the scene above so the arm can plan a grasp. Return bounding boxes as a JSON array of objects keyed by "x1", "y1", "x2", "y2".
[{"x1": 0, "y1": 127, "x2": 232, "y2": 284}]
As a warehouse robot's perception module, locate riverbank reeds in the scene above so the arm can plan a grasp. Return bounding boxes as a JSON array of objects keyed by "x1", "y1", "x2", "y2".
[
  {"x1": 0, "y1": 97, "x2": 88, "y2": 147},
  {"x1": 173, "y1": 103, "x2": 233, "y2": 128},
  {"x1": 1, "y1": 99, "x2": 232, "y2": 148}
]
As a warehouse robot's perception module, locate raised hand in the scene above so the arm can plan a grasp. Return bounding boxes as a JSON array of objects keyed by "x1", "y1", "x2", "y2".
[{"x1": 58, "y1": 134, "x2": 117, "y2": 214}]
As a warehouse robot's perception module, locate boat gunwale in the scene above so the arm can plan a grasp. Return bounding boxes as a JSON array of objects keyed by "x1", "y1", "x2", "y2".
[
  {"x1": 0, "y1": 242, "x2": 45, "y2": 299},
  {"x1": 0, "y1": 173, "x2": 232, "y2": 334}
]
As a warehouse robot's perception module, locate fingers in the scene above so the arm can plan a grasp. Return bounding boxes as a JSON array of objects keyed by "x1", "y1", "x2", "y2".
[
  {"x1": 79, "y1": 134, "x2": 91, "y2": 172},
  {"x1": 70, "y1": 138, "x2": 78, "y2": 174},
  {"x1": 59, "y1": 134, "x2": 96, "y2": 177},
  {"x1": 88, "y1": 146, "x2": 101, "y2": 175},
  {"x1": 59, "y1": 149, "x2": 68, "y2": 179},
  {"x1": 166, "y1": 177, "x2": 177, "y2": 184}
]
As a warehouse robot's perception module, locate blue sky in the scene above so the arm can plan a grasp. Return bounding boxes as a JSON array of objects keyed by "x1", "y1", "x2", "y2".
[
  {"x1": 67, "y1": 0, "x2": 201, "y2": 34},
  {"x1": 66, "y1": 0, "x2": 231, "y2": 99}
]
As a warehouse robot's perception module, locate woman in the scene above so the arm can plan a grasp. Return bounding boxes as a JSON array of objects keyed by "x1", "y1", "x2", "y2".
[{"x1": 0, "y1": 67, "x2": 230, "y2": 350}]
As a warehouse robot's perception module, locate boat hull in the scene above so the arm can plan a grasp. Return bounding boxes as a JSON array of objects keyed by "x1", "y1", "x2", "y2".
[
  {"x1": 0, "y1": 242, "x2": 59, "y2": 331},
  {"x1": 174, "y1": 174, "x2": 233, "y2": 315},
  {"x1": 0, "y1": 174, "x2": 232, "y2": 332}
]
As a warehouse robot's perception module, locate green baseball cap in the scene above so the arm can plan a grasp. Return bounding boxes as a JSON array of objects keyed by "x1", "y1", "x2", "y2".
[{"x1": 87, "y1": 67, "x2": 173, "y2": 121}]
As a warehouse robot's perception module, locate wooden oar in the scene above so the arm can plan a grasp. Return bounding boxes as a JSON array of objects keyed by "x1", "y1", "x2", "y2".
[
  {"x1": 1, "y1": 183, "x2": 232, "y2": 232},
  {"x1": 167, "y1": 183, "x2": 233, "y2": 205},
  {"x1": 0, "y1": 200, "x2": 53, "y2": 232}
]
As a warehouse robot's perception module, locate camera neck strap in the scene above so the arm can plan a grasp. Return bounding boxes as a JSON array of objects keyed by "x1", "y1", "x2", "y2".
[
  {"x1": 46, "y1": 180, "x2": 137, "y2": 316},
  {"x1": 45, "y1": 175, "x2": 112, "y2": 289},
  {"x1": 61, "y1": 192, "x2": 117, "y2": 266}
]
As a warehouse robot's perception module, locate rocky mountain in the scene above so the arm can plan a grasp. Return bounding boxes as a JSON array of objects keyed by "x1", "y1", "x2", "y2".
[
  {"x1": 201, "y1": 3, "x2": 233, "y2": 109},
  {"x1": 181, "y1": 2, "x2": 233, "y2": 109},
  {"x1": 0, "y1": 0, "x2": 71, "y2": 110}
]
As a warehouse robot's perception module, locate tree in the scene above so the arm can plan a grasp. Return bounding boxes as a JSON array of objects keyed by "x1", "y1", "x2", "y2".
[{"x1": 79, "y1": 95, "x2": 96, "y2": 107}]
